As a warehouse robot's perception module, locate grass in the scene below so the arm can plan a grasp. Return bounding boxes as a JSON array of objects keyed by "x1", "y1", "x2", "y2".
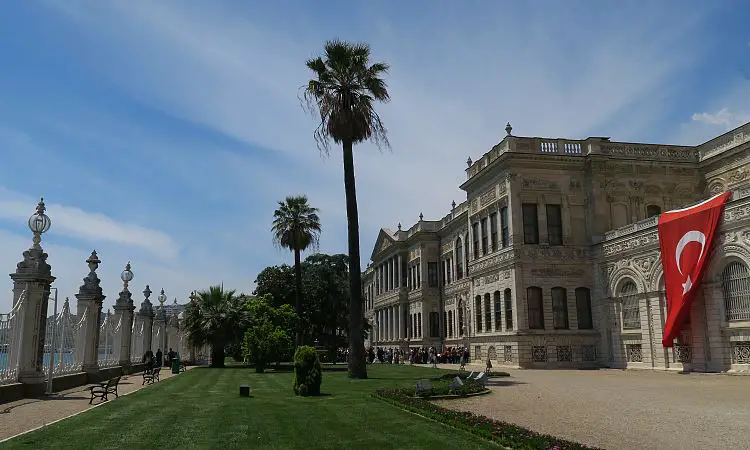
[{"x1": 2, "y1": 365, "x2": 499, "y2": 450}]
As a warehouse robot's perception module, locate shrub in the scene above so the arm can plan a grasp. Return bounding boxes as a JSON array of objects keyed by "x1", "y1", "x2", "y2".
[
  {"x1": 293, "y1": 345, "x2": 322, "y2": 396},
  {"x1": 373, "y1": 389, "x2": 600, "y2": 449}
]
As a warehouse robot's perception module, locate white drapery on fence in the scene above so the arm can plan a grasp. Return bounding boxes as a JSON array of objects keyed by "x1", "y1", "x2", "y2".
[
  {"x1": 151, "y1": 324, "x2": 161, "y2": 353},
  {"x1": 0, "y1": 288, "x2": 28, "y2": 385},
  {"x1": 43, "y1": 299, "x2": 88, "y2": 377},
  {"x1": 130, "y1": 316, "x2": 144, "y2": 363},
  {"x1": 98, "y1": 312, "x2": 119, "y2": 368}
]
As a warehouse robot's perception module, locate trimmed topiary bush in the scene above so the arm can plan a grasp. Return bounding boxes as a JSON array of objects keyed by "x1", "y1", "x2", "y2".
[{"x1": 293, "y1": 345, "x2": 323, "y2": 396}]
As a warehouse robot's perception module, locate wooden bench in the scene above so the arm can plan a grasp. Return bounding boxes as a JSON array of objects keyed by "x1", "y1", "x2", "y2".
[
  {"x1": 89, "y1": 376, "x2": 121, "y2": 404},
  {"x1": 142, "y1": 367, "x2": 161, "y2": 385}
]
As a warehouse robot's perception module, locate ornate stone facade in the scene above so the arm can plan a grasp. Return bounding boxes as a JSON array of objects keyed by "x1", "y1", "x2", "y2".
[{"x1": 364, "y1": 122, "x2": 750, "y2": 372}]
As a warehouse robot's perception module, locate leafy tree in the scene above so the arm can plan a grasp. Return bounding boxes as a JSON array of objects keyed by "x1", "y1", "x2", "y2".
[
  {"x1": 271, "y1": 195, "x2": 321, "y2": 347},
  {"x1": 184, "y1": 285, "x2": 249, "y2": 368},
  {"x1": 242, "y1": 296, "x2": 297, "y2": 373},
  {"x1": 253, "y1": 265, "x2": 295, "y2": 308},
  {"x1": 302, "y1": 253, "x2": 350, "y2": 356},
  {"x1": 303, "y1": 40, "x2": 390, "y2": 378}
]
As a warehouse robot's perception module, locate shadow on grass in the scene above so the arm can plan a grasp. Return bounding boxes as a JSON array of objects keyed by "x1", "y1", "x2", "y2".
[{"x1": 486, "y1": 379, "x2": 526, "y2": 387}]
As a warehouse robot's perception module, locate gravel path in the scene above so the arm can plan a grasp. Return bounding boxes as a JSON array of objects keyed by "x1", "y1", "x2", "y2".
[
  {"x1": 0, "y1": 367, "x2": 189, "y2": 442},
  {"x1": 431, "y1": 366, "x2": 750, "y2": 450}
]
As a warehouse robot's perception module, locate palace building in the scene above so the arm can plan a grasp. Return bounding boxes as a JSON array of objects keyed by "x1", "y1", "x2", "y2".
[{"x1": 362, "y1": 122, "x2": 750, "y2": 372}]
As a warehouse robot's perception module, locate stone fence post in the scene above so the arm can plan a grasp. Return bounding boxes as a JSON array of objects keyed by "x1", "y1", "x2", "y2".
[
  {"x1": 113, "y1": 263, "x2": 135, "y2": 367},
  {"x1": 75, "y1": 251, "x2": 105, "y2": 375},
  {"x1": 9, "y1": 199, "x2": 55, "y2": 395},
  {"x1": 139, "y1": 285, "x2": 155, "y2": 353}
]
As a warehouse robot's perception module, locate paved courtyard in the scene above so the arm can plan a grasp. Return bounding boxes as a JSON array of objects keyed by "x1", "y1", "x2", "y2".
[
  {"x1": 433, "y1": 365, "x2": 750, "y2": 450},
  {"x1": 0, "y1": 367, "x2": 189, "y2": 443}
]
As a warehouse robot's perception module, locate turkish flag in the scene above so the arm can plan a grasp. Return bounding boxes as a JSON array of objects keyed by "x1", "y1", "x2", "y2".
[{"x1": 658, "y1": 191, "x2": 731, "y2": 347}]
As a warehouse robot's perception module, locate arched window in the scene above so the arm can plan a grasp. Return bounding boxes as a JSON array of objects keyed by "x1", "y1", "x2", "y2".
[
  {"x1": 504, "y1": 289, "x2": 513, "y2": 330},
  {"x1": 475, "y1": 295, "x2": 483, "y2": 332},
  {"x1": 455, "y1": 237, "x2": 464, "y2": 279},
  {"x1": 619, "y1": 280, "x2": 641, "y2": 329},
  {"x1": 575, "y1": 287, "x2": 593, "y2": 329},
  {"x1": 552, "y1": 287, "x2": 569, "y2": 329},
  {"x1": 458, "y1": 303, "x2": 464, "y2": 336},
  {"x1": 646, "y1": 205, "x2": 662, "y2": 218},
  {"x1": 527, "y1": 287, "x2": 544, "y2": 329},
  {"x1": 484, "y1": 293, "x2": 492, "y2": 330},
  {"x1": 493, "y1": 291, "x2": 502, "y2": 331},
  {"x1": 721, "y1": 261, "x2": 750, "y2": 321}
]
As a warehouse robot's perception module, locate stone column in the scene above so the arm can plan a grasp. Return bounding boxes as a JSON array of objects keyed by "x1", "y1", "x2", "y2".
[
  {"x1": 139, "y1": 285, "x2": 155, "y2": 353},
  {"x1": 154, "y1": 295, "x2": 167, "y2": 352},
  {"x1": 395, "y1": 304, "x2": 400, "y2": 340},
  {"x1": 113, "y1": 263, "x2": 135, "y2": 367},
  {"x1": 75, "y1": 251, "x2": 105, "y2": 375},
  {"x1": 9, "y1": 199, "x2": 55, "y2": 394}
]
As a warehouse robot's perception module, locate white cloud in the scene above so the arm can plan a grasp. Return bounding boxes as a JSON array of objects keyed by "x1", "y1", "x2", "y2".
[
  {"x1": 691, "y1": 108, "x2": 750, "y2": 130},
  {"x1": 0, "y1": 187, "x2": 179, "y2": 259}
]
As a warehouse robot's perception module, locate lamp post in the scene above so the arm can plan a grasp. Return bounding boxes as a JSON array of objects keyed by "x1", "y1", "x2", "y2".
[
  {"x1": 28, "y1": 198, "x2": 51, "y2": 248},
  {"x1": 121, "y1": 262, "x2": 134, "y2": 291},
  {"x1": 158, "y1": 288, "x2": 167, "y2": 309}
]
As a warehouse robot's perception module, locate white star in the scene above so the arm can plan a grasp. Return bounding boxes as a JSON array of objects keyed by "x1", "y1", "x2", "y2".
[{"x1": 682, "y1": 276, "x2": 693, "y2": 294}]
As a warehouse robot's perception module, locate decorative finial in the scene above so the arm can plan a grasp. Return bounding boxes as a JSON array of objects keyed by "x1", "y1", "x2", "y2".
[
  {"x1": 397, "y1": 222, "x2": 402, "y2": 231},
  {"x1": 466, "y1": 157, "x2": 472, "y2": 167},
  {"x1": 86, "y1": 250, "x2": 100, "y2": 272},
  {"x1": 28, "y1": 197, "x2": 52, "y2": 249},
  {"x1": 451, "y1": 200, "x2": 456, "y2": 211},
  {"x1": 419, "y1": 212, "x2": 424, "y2": 221},
  {"x1": 143, "y1": 285, "x2": 152, "y2": 300},
  {"x1": 37, "y1": 198, "x2": 46, "y2": 215},
  {"x1": 505, "y1": 122, "x2": 512, "y2": 136}
]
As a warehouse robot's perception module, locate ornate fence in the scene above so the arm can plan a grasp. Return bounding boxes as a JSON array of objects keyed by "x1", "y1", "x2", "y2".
[
  {"x1": 177, "y1": 329, "x2": 191, "y2": 361},
  {"x1": 98, "y1": 312, "x2": 119, "y2": 367},
  {"x1": 0, "y1": 288, "x2": 28, "y2": 385},
  {"x1": 151, "y1": 324, "x2": 161, "y2": 353},
  {"x1": 46, "y1": 299, "x2": 88, "y2": 376},
  {"x1": 130, "y1": 316, "x2": 144, "y2": 363}
]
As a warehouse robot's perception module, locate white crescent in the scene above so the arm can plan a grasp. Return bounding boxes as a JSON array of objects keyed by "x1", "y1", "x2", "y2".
[{"x1": 675, "y1": 230, "x2": 706, "y2": 276}]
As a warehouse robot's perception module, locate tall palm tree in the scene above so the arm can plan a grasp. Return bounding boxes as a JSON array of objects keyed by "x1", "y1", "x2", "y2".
[
  {"x1": 184, "y1": 285, "x2": 249, "y2": 368},
  {"x1": 303, "y1": 40, "x2": 390, "y2": 379},
  {"x1": 271, "y1": 195, "x2": 321, "y2": 347}
]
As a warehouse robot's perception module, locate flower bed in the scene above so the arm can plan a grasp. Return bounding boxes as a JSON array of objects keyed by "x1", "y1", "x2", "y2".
[
  {"x1": 434, "y1": 371, "x2": 509, "y2": 381},
  {"x1": 374, "y1": 388, "x2": 601, "y2": 449},
  {"x1": 414, "y1": 378, "x2": 489, "y2": 398}
]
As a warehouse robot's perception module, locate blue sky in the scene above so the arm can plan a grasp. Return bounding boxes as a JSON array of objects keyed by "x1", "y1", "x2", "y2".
[{"x1": 0, "y1": 0, "x2": 748, "y2": 313}]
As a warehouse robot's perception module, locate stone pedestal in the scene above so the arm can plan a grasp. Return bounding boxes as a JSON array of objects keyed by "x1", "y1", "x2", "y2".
[
  {"x1": 139, "y1": 285, "x2": 155, "y2": 354},
  {"x1": 114, "y1": 289, "x2": 135, "y2": 367},
  {"x1": 10, "y1": 245, "x2": 55, "y2": 394},
  {"x1": 75, "y1": 251, "x2": 105, "y2": 375}
]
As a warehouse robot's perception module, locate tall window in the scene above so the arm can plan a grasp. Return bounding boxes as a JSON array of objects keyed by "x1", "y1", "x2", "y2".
[
  {"x1": 490, "y1": 212, "x2": 498, "y2": 251},
  {"x1": 429, "y1": 311, "x2": 440, "y2": 337},
  {"x1": 551, "y1": 287, "x2": 569, "y2": 329},
  {"x1": 620, "y1": 280, "x2": 641, "y2": 329},
  {"x1": 721, "y1": 261, "x2": 750, "y2": 321},
  {"x1": 475, "y1": 296, "x2": 483, "y2": 332},
  {"x1": 448, "y1": 310, "x2": 453, "y2": 337},
  {"x1": 504, "y1": 288, "x2": 513, "y2": 330},
  {"x1": 464, "y1": 239, "x2": 470, "y2": 275},
  {"x1": 458, "y1": 305, "x2": 464, "y2": 336},
  {"x1": 575, "y1": 287, "x2": 593, "y2": 329},
  {"x1": 428, "y1": 262, "x2": 439, "y2": 287},
  {"x1": 484, "y1": 293, "x2": 492, "y2": 331},
  {"x1": 455, "y1": 237, "x2": 464, "y2": 279},
  {"x1": 500, "y1": 207, "x2": 509, "y2": 247},
  {"x1": 417, "y1": 312, "x2": 422, "y2": 336},
  {"x1": 472, "y1": 222, "x2": 480, "y2": 259},
  {"x1": 522, "y1": 204, "x2": 539, "y2": 244},
  {"x1": 527, "y1": 287, "x2": 544, "y2": 329},
  {"x1": 546, "y1": 204, "x2": 563, "y2": 246},
  {"x1": 494, "y1": 291, "x2": 502, "y2": 331},
  {"x1": 481, "y1": 218, "x2": 489, "y2": 255},
  {"x1": 646, "y1": 205, "x2": 662, "y2": 218},
  {"x1": 416, "y1": 263, "x2": 421, "y2": 288}
]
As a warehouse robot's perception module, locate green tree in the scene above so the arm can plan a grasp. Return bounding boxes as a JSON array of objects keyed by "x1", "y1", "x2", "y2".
[
  {"x1": 253, "y1": 264, "x2": 295, "y2": 308},
  {"x1": 242, "y1": 296, "x2": 297, "y2": 373},
  {"x1": 303, "y1": 40, "x2": 390, "y2": 379},
  {"x1": 271, "y1": 195, "x2": 322, "y2": 347},
  {"x1": 302, "y1": 253, "x2": 350, "y2": 357},
  {"x1": 184, "y1": 285, "x2": 249, "y2": 368}
]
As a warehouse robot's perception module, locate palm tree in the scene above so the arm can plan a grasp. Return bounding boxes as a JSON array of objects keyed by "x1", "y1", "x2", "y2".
[
  {"x1": 303, "y1": 40, "x2": 390, "y2": 379},
  {"x1": 271, "y1": 195, "x2": 321, "y2": 347},
  {"x1": 184, "y1": 285, "x2": 249, "y2": 367}
]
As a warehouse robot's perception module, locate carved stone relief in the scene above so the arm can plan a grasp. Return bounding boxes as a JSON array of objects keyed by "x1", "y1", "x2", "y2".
[
  {"x1": 728, "y1": 167, "x2": 749, "y2": 186},
  {"x1": 480, "y1": 187, "x2": 497, "y2": 207},
  {"x1": 521, "y1": 177, "x2": 559, "y2": 191},
  {"x1": 483, "y1": 273, "x2": 500, "y2": 284},
  {"x1": 530, "y1": 268, "x2": 585, "y2": 278}
]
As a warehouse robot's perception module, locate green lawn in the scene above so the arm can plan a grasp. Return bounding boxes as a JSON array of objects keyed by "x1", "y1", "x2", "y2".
[{"x1": 3, "y1": 365, "x2": 498, "y2": 450}]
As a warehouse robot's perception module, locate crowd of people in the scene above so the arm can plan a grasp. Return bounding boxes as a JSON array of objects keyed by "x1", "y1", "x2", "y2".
[{"x1": 366, "y1": 346, "x2": 471, "y2": 368}]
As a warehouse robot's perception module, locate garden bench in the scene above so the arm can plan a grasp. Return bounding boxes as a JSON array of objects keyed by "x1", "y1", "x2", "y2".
[
  {"x1": 473, "y1": 372, "x2": 488, "y2": 387},
  {"x1": 142, "y1": 367, "x2": 161, "y2": 385},
  {"x1": 89, "y1": 376, "x2": 121, "y2": 404},
  {"x1": 448, "y1": 376, "x2": 464, "y2": 394}
]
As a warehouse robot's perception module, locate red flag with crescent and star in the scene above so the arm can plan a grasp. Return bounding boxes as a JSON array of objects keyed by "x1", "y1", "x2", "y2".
[{"x1": 658, "y1": 191, "x2": 732, "y2": 347}]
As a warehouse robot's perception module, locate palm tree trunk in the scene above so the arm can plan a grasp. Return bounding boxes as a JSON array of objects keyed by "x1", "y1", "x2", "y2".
[
  {"x1": 210, "y1": 343, "x2": 225, "y2": 368},
  {"x1": 294, "y1": 247, "x2": 303, "y2": 347},
  {"x1": 342, "y1": 139, "x2": 367, "y2": 379}
]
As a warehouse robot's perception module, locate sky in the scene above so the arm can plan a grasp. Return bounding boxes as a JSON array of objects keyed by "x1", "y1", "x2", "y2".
[{"x1": 0, "y1": 1, "x2": 748, "y2": 313}]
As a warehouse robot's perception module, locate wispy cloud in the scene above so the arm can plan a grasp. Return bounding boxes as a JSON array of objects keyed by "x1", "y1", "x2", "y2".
[{"x1": 692, "y1": 108, "x2": 750, "y2": 130}]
